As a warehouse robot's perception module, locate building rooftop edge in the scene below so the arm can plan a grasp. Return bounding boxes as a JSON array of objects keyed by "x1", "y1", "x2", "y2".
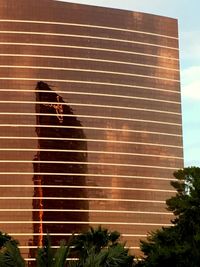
[{"x1": 54, "y1": 0, "x2": 178, "y2": 21}]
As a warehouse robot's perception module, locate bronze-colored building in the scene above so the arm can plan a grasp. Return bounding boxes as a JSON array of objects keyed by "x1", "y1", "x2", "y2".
[{"x1": 0, "y1": 0, "x2": 183, "y2": 263}]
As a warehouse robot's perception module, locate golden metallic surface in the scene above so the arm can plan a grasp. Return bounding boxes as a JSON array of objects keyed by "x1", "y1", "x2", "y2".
[{"x1": 0, "y1": 0, "x2": 183, "y2": 263}]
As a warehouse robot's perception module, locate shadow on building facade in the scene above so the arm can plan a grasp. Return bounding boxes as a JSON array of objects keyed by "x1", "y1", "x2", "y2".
[{"x1": 30, "y1": 81, "x2": 88, "y2": 260}]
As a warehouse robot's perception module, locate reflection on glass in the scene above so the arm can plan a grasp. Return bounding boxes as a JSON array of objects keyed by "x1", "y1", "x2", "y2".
[{"x1": 31, "y1": 81, "x2": 88, "y2": 250}]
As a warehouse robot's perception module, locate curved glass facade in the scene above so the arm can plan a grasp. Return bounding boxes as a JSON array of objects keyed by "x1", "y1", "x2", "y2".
[{"x1": 0, "y1": 0, "x2": 183, "y2": 263}]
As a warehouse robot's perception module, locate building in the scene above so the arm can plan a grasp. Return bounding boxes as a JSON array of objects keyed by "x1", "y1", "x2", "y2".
[{"x1": 0, "y1": 0, "x2": 183, "y2": 263}]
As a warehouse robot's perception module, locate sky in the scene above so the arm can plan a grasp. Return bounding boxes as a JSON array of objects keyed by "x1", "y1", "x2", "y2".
[{"x1": 58, "y1": 0, "x2": 200, "y2": 167}]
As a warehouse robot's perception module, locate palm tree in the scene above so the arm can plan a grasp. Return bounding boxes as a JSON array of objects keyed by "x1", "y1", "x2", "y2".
[
  {"x1": 36, "y1": 235, "x2": 70, "y2": 267},
  {"x1": 75, "y1": 243, "x2": 133, "y2": 267},
  {"x1": 69, "y1": 226, "x2": 134, "y2": 267},
  {"x1": 0, "y1": 238, "x2": 25, "y2": 267},
  {"x1": 0, "y1": 228, "x2": 135, "y2": 267}
]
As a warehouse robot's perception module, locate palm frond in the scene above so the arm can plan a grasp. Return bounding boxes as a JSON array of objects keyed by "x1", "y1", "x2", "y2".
[
  {"x1": 36, "y1": 235, "x2": 54, "y2": 267},
  {"x1": 53, "y1": 240, "x2": 70, "y2": 267},
  {"x1": 0, "y1": 241, "x2": 25, "y2": 267}
]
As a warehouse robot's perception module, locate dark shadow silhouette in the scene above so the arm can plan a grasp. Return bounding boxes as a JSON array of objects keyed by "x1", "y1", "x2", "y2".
[{"x1": 30, "y1": 82, "x2": 88, "y2": 262}]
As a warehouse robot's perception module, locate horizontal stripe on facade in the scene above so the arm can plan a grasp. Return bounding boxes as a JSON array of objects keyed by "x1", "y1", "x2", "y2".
[
  {"x1": 0, "y1": 172, "x2": 176, "y2": 181},
  {"x1": 0, "y1": 42, "x2": 179, "y2": 61},
  {"x1": 0, "y1": 53, "x2": 179, "y2": 71},
  {"x1": 0, "y1": 209, "x2": 173, "y2": 215},
  {"x1": 0, "y1": 65, "x2": 179, "y2": 82},
  {"x1": 0, "y1": 221, "x2": 172, "y2": 227},
  {"x1": 9, "y1": 233, "x2": 146, "y2": 238},
  {"x1": 0, "y1": 77, "x2": 180, "y2": 93},
  {"x1": 0, "y1": 197, "x2": 165, "y2": 203},
  {"x1": 0, "y1": 148, "x2": 183, "y2": 160},
  {"x1": 0, "y1": 86, "x2": 181, "y2": 100},
  {"x1": 23, "y1": 258, "x2": 79, "y2": 261},
  {"x1": 23, "y1": 259, "x2": 79, "y2": 262},
  {"x1": 0, "y1": 19, "x2": 178, "y2": 40},
  {"x1": 0, "y1": 113, "x2": 182, "y2": 126},
  {"x1": 0, "y1": 101, "x2": 181, "y2": 115},
  {"x1": 0, "y1": 88, "x2": 181, "y2": 102},
  {"x1": 0, "y1": 160, "x2": 181, "y2": 170},
  {"x1": 0, "y1": 124, "x2": 182, "y2": 137},
  {"x1": 0, "y1": 185, "x2": 175, "y2": 193},
  {"x1": 20, "y1": 246, "x2": 138, "y2": 251},
  {"x1": 10, "y1": 233, "x2": 79, "y2": 236},
  {"x1": 0, "y1": 221, "x2": 171, "y2": 226},
  {"x1": 0, "y1": 30, "x2": 178, "y2": 50},
  {"x1": 0, "y1": 136, "x2": 183, "y2": 148}
]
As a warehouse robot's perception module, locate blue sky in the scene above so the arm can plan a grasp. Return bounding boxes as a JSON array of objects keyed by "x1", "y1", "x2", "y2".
[{"x1": 58, "y1": 0, "x2": 200, "y2": 167}]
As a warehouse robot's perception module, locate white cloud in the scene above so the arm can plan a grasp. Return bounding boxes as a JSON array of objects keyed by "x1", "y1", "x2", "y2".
[
  {"x1": 180, "y1": 31, "x2": 200, "y2": 64},
  {"x1": 181, "y1": 66, "x2": 200, "y2": 100}
]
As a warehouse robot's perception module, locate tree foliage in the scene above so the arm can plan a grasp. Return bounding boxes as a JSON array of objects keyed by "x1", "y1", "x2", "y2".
[
  {"x1": 0, "y1": 232, "x2": 25, "y2": 267},
  {"x1": 36, "y1": 235, "x2": 70, "y2": 267},
  {"x1": 0, "y1": 228, "x2": 135, "y2": 267},
  {"x1": 69, "y1": 226, "x2": 134, "y2": 267},
  {"x1": 138, "y1": 167, "x2": 200, "y2": 267}
]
